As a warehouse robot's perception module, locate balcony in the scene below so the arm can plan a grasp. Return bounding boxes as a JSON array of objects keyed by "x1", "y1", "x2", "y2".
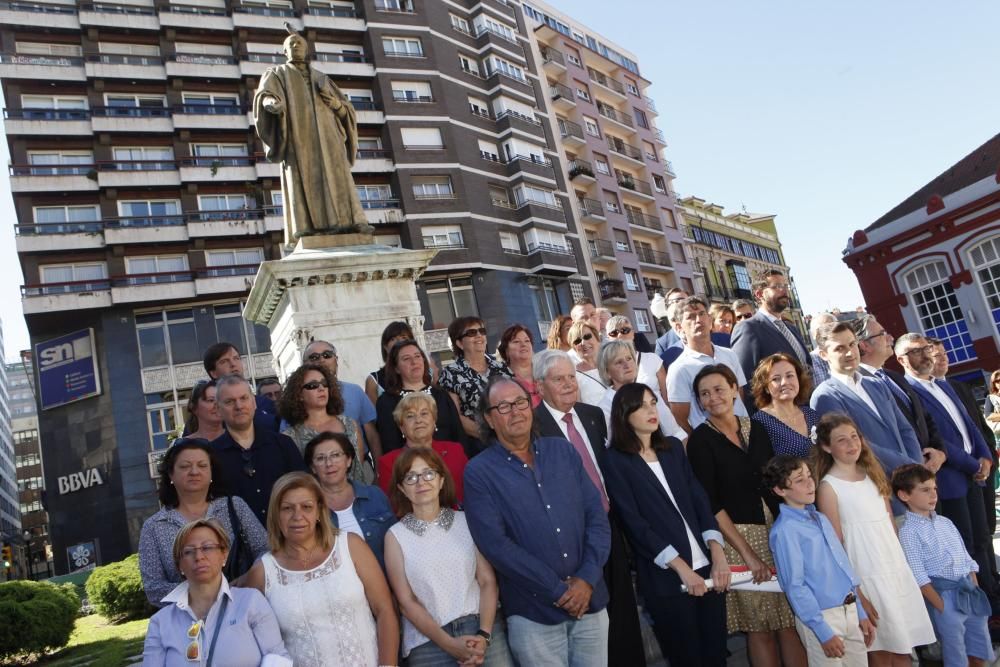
[
  {"x1": 588, "y1": 238, "x2": 615, "y2": 262},
  {"x1": 0, "y1": 1, "x2": 79, "y2": 28},
  {"x1": 84, "y1": 54, "x2": 166, "y2": 80},
  {"x1": 21, "y1": 279, "x2": 112, "y2": 314},
  {"x1": 587, "y1": 67, "x2": 627, "y2": 99},
  {"x1": 652, "y1": 127, "x2": 667, "y2": 145},
  {"x1": 362, "y1": 200, "x2": 405, "y2": 226},
  {"x1": 607, "y1": 136, "x2": 643, "y2": 164},
  {"x1": 665, "y1": 159, "x2": 676, "y2": 177},
  {"x1": 111, "y1": 271, "x2": 197, "y2": 303},
  {"x1": 158, "y1": 5, "x2": 232, "y2": 30},
  {"x1": 475, "y1": 26, "x2": 523, "y2": 57},
  {"x1": 577, "y1": 197, "x2": 605, "y2": 219},
  {"x1": 597, "y1": 104, "x2": 635, "y2": 134},
  {"x1": 302, "y1": 5, "x2": 364, "y2": 31},
  {"x1": 313, "y1": 52, "x2": 374, "y2": 77},
  {"x1": 375, "y1": 0, "x2": 415, "y2": 12},
  {"x1": 264, "y1": 204, "x2": 283, "y2": 232},
  {"x1": 549, "y1": 82, "x2": 575, "y2": 109},
  {"x1": 196, "y1": 264, "x2": 259, "y2": 296},
  {"x1": 617, "y1": 176, "x2": 654, "y2": 199},
  {"x1": 626, "y1": 209, "x2": 661, "y2": 231},
  {"x1": 91, "y1": 106, "x2": 173, "y2": 133},
  {"x1": 525, "y1": 243, "x2": 577, "y2": 276},
  {"x1": 505, "y1": 154, "x2": 553, "y2": 179},
  {"x1": 240, "y1": 52, "x2": 283, "y2": 77},
  {"x1": 3, "y1": 107, "x2": 92, "y2": 136},
  {"x1": 353, "y1": 100, "x2": 385, "y2": 124},
  {"x1": 598, "y1": 278, "x2": 627, "y2": 302},
  {"x1": 495, "y1": 109, "x2": 543, "y2": 138},
  {"x1": 635, "y1": 246, "x2": 673, "y2": 269},
  {"x1": 232, "y1": 5, "x2": 303, "y2": 31},
  {"x1": 567, "y1": 159, "x2": 595, "y2": 182},
  {"x1": 178, "y1": 156, "x2": 256, "y2": 182},
  {"x1": 540, "y1": 47, "x2": 565, "y2": 72},
  {"x1": 484, "y1": 68, "x2": 533, "y2": 96},
  {"x1": 172, "y1": 104, "x2": 248, "y2": 130},
  {"x1": 187, "y1": 208, "x2": 268, "y2": 238},
  {"x1": 79, "y1": 3, "x2": 158, "y2": 31},
  {"x1": 8, "y1": 164, "x2": 98, "y2": 193},
  {"x1": 0, "y1": 53, "x2": 85, "y2": 81},
  {"x1": 15, "y1": 222, "x2": 104, "y2": 252},
  {"x1": 644, "y1": 282, "x2": 663, "y2": 301},
  {"x1": 104, "y1": 217, "x2": 187, "y2": 245},
  {"x1": 96, "y1": 160, "x2": 181, "y2": 188},
  {"x1": 355, "y1": 149, "x2": 394, "y2": 172},
  {"x1": 166, "y1": 54, "x2": 241, "y2": 79},
  {"x1": 557, "y1": 118, "x2": 585, "y2": 145}
]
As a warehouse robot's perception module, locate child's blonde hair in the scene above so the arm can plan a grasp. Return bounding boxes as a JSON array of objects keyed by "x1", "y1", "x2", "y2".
[{"x1": 812, "y1": 412, "x2": 891, "y2": 497}]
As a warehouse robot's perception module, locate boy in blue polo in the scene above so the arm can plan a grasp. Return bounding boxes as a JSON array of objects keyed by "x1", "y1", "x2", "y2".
[
  {"x1": 765, "y1": 455, "x2": 875, "y2": 666},
  {"x1": 893, "y1": 463, "x2": 994, "y2": 667}
]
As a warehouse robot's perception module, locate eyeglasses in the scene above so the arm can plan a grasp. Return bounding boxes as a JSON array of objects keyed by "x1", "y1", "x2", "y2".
[
  {"x1": 302, "y1": 380, "x2": 329, "y2": 391},
  {"x1": 572, "y1": 332, "x2": 595, "y2": 346},
  {"x1": 402, "y1": 469, "x2": 440, "y2": 486},
  {"x1": 861, "y1": 330, "x2": 891, "y2": 342},
  {"x1": 312, "y1": 452, "x2": 346, "y2": 465},
  {"x1": 241, "y1": 450, "x2": 255, "y2": 478},
  {"x1": 487, "y1": 396, "x2": 531, "y2": 414},
  {"x1": 735, "y1": 312, "x2": 754, "y2": 321},
  {"x1": 181, "y1": 544, "x2": 224, "y2": 560},
  {"x1": 607, "y1": 327, "x2": 632, "y2": 338},
  {"x1": 902, "y1": 345, "x2": 933, "y2": 357},
  {"x1": 766, "y1": 283, "x2": 791, "y2": 291},
  {"x1": 461, "y1": 327, "x2": 488, "y2": 339},
  {"x1": 306, "y1": 350, "x2": 336, "y2": 362},
  {"x1": 186, "y1": 620, "x2": 202, "y2": 661}
]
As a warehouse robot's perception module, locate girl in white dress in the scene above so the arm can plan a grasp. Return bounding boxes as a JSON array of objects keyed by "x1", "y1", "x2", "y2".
[{"x1": 814, "y1": 413, "x2": 935, "y2": 666}]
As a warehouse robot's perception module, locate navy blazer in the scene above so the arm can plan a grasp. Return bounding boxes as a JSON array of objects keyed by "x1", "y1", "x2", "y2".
[
  {"x1": 858, "y1": 366, "x2": 944, "y2": 452},
  {"x1": 534, "y1": 402, "x2": 608, "y2": 471},
  {"x1": 904, "y1": 376, "x2": 991, "y2": 500},
  {"x1": 731, "y1": 311, "x2": 810, "y2": 393},
  {"x1": 602, "y1": 442, "x2": 721, "y2": 598}
]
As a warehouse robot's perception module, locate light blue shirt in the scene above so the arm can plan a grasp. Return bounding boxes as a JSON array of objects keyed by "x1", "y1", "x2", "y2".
[
  {"x1": 339, "y1": 380, "x2": 376, "y2": 426},
  {"x1": 899, "y1": 510, "x2": 978, "y2": 586},
  {"x1": 142, "y1": 579, "x2": 290, "y2": 667},
  {"x1": 770, "y1": 503, "x2": 867, "y2": 644}
]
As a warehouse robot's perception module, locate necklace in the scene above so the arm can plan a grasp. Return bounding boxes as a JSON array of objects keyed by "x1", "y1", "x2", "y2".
[{"x1": 401, "y1": 508, "x2": 455, "y2": 536}]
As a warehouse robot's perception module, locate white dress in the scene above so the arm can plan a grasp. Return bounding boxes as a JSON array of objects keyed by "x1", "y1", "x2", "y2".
[
  {"x1": 821, "y1": 475, "x2": 935, "y2": 653},
  {"x1": 262, "y1": 533, "x2": 378, "y2": 666}
]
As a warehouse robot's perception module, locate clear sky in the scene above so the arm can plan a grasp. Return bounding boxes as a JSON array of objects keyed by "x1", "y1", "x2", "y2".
[{"x1": 1, "y1": 1, "x2": 999, "y2": 361}]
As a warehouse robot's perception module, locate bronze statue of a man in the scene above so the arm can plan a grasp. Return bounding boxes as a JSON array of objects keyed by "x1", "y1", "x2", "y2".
[{"x1": 253, "y1": 28, "x2": 371, "y2": 243}]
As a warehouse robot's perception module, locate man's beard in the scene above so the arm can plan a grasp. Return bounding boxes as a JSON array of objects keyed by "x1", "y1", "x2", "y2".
[{"x1": 765, "y1": 295, "x2": 788, "y2": 313}]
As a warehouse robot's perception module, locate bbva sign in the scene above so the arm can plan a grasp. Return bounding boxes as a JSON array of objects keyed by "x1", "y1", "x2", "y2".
[{"x1": 57, "y1": 468, "x2": 104, "y2": 495}]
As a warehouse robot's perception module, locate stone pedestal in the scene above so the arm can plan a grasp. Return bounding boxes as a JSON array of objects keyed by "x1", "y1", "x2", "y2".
[{"x1": 243, "y1": 239, "x2": 437, "y2": 386}]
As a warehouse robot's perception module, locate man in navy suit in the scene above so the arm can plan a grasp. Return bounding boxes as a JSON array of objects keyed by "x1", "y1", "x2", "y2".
[
  {"x1": 532, "y1": 349, "x2": 645, "y2": 666},
  {"x1": 730, "y1": 270, "x2": 811, "y2": 409},
  {"x1": 896, "y1": 333, "x2": 997, "y2": 601},
  {"x1": 809, "y1": 322, "x2": 924, "y2": 513}
]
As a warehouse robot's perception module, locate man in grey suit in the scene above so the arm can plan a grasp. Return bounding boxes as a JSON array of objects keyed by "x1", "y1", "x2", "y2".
[
  {"x1": 532, "y1": 349, "x2": 645, "y2": 667},
  {"x1": 730, "y1": 269, "x2": 811, "y2": 409}
]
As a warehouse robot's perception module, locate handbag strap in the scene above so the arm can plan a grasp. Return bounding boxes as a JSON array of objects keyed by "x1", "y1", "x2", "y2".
[
  {"x1": 223, "y1": 497, "x2": 241, "y2": 576},
  {"x1": 205, "y1": 594, "x2": 229, "y2": 667}
]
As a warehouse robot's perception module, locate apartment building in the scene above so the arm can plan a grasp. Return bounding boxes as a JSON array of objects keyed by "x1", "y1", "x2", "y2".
[
  {"x1": 0, "y1": 328, "x2": 24, "y2": 580},
  {"x1": 678, "y1": 196, "x2": 806, "y2": 336},
  {"x1": 0, "y1": 0, "x2": 686, "y2": 571}
]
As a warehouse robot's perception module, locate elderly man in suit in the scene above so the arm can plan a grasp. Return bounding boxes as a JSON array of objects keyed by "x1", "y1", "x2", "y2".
[
  {"x1": 731, "y1": 270, "x2": 811, "y2": 409},
  {"x1": 532, "y1": 349, "x2": 645, "y2": 667},
  {"x1": 809, "y1": 321, "x2": 924, "y2": 513}
]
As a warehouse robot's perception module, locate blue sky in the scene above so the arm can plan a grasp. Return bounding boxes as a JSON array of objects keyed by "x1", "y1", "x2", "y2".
[{"x1": 1, "y1": 1, "x2": 999, "y2": 360}]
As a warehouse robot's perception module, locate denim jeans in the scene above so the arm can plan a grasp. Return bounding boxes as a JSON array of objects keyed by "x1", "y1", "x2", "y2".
[
  {"x1": 405, "y1": 614, "x2": 514, "y2": 667},
  {"x1": 506, "y1": 609, "x2": 609, "y2": 667}
]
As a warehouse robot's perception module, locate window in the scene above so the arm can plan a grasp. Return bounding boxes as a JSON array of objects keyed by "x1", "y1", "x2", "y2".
[
  {"x1": 670, "y1": 242, "x2": 686, "y2": 263},
  {"x1": 490, "y1": 186, "x2": 511, "y2": 208},
  {"x1": 376, "y1": 0, "x2": 413, "y2": 10},
  {"x1": 22, "y1": 94, "x2": 88, "y2": 112},
  {"x1": 191, "y1": 144, "x2": 249, "y2": 165},
  {"x1": 652, "y1": 175, "x2": 667, "y2": 194},
  {"x1": 182, "y1": 92, "x2": 239, "y2": 107},
  {"x1": 458, "y1": 54, "x2": 480, "y2": 76},
  {"x1": 565, "y1": 47, "x2": 582, "y2": 67},
  {"x1": 583, "y1": 116, "x2": 600, "y2": 137},
  {"x1": 478, "y1": 139, "x2": 500, "y2": 162},
  {"x1": 119, "y1": 199, "x2": 182, "y2": 224},
  {"x1": 400, "y1": 127, "x2": 444, "y2": 149},
  {"x1": 147, "y1": 402, "x2": 180, "y2": 451},
  {"x1": 422, "y1": 225, "x2": 464, "y2": 249},
  {"x1": 424, "y1": 277, "x2": 478, "y2": 329},
  {"x1": 486, "y1": 56, "x2": 525, "y2": 81},
  {"x1": 662, "y1": 208, "x2": 677, "y2": 228},
  {"x1": 358, "y1": 137, "x2": 382, "y2": 151},
  {"x1": 634, "y1": 108, "x2": 649, "y2": 129},
  {"x1": 199, "y1": 194, "x2": 253, "y2": 212},
  {"x1": 15, "y1": 453, "x2": 40, "y2": 468},
  {"x1": 126, "y1": 255, "x2": 189, "y2": 282},
  {"x1": 524, "y1": 228, "x2": 568, "y2": 253},
  {"x1": 390, "y1": 80, "x2": 433, "y2": 102},
  {"x1": 575, "y1": 85, "x2": 591, "y2": 102},
  {"x1": 412, "y1": 177, "x2": 454, "y2": 199},
  {"x1": 214, "y1": 302, "x2": 269, "y2": 356},
  {"x1": 112, "y1": 146, "x2": 174, "y2": 169},
  {"x1": 450, "y1": 14, "x2": 470, "y2": 33},
  {"x1": 642, "y1": 141, "x2": 658, "y2": 161},
  {"x1": 357, "y1": 184, "x2": 394, "y2": 202},
  {"x1": 39, "y1": 262, "x2": 107, "y2": 292},
  {"x1": 514, "y1": 185, "x2": 559, "y2": 209},
  {"x1": 603, "y1": 190, "x2": 621, "y2": 214},
  {"x1": 500, "y1": 231, "x2": 520, "y2": 253},
  {"x1": 33, "y1": 205, "x2": 100, "y2": 231},
  {"x1": 903, "y1": 260, "x2": 977, "y2": 363},
  {"x1": 623, "y1": 269, "x2": 641, "y2": 291},
  {"x1": 728, "y1": 262, "x2": 752, "y2": 293},
  {"x1": 594, "y1": 155, "x2": 611, "y2": 175},
  {"x1": 970, "y1": 236, "x2": 1000, "y2": 341},
  {"x1": 614, "y1": 229, "x2": 630, "y2": 252},
  {"x1": 16, "y1": 42, "x2": 82, "y2": 57},
  {"x1": 98, "y1": 41, "x2": 161, "y2": 57},
  {"x1": 633, "y1": 309, "x2": 652, "y2": 332},
  {"x1": 382, "y1": 37, "x2": 423, "y2": 57},
  {"x1": 205, "y1": 248, "x2": 265, "y2": 274},
  {"x1": 27, "y1": 151, "x2": 92, "y2": 175},
  {"x1": 468, "y1": 96, "x2": 490, "y2": 118},
  {"x1": 625, "y1": 79, "x2": 640, "y2": 96}
]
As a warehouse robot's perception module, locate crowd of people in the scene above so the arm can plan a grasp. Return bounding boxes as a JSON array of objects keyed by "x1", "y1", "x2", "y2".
[{"x1": 138, "y1": 267, "x2": 1000, "y2": 667}]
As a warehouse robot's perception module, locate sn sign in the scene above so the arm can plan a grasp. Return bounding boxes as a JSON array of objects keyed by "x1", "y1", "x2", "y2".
[{"x1": 57, "y1": 468, "x2": 104, "y2": 495}]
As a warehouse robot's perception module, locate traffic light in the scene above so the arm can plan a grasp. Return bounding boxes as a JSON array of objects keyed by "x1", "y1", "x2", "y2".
[{"x1": 2, "y1": 545, "x2": 11, "y2": 569}]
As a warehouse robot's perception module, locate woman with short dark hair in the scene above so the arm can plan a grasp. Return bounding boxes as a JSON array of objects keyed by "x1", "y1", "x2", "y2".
[
  {"x1": 365, "y1": 320, "x2": 415, "y2": 405},
  {"x1": 138, "y1": 439, "x2": 268, "y2": 606},
  {"x1": 497, "y1": 324, "x2": 539, "y2": 408}
]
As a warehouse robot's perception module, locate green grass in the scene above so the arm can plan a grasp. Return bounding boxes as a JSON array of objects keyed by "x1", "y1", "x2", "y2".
[{"x1": 36, "y1": 614, "x2": 148, "y2": 667}]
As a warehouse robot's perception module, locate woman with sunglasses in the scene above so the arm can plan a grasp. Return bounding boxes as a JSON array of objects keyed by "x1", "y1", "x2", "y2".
[
  {"x1": 497, "y1": 324, "x2": 540, "y2": 409},
  {"x1": 365, "y1": 320, "x2": 415, "y2": 406},
  {"x1": 605, "y1": 315, "x2": 668, "y2": 401},
  {"x1": 375, "y1": 340, "x2": 465, "y2": 455},
  {"x1": 545, "y1": 315, "x2": 574, "y2": 352},
  {"x1": 983, "y1": 370, "x2": 1000, "y2": 435},
  {"x1": 139, "y1": 439, "x2": 269, "y2": 606},
  {"x1": 568, "y1": 320, "x2": 608, "y2": 406},
  {"x1": 438, "y1": 316, "x2": 512, "y2": 447},
  {"x1": 596, "y1": 340, "x2": 686, "y2": 442},
  {"x1": 279, "y1": 363, "x2": 372, "y2": 483},
  {"x1": 385, "y1": 447, "x2": 512, "y2": 666},
  {"x1": 143, "y1": 518, "x2": 290, "y2": 666},
  {"x1": 304, "y1": 432, "x2": 396, "y2": 568},
  {"x1": 185, "y1": 381, "x2": 225, "y2": 443}
]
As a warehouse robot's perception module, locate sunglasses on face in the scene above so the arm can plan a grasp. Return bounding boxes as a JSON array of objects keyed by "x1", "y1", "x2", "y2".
[
  {"x1": 302, "y1": 380, "x2": 329, "y2": 391},
  {"x1": 607, "y1": 327, "x2": 632, "y2": 338},
  {"x1": 573, "y1": 332, "x2": 595, "y2": 346},
  {"x1": 461, "y1": 327, "x2": 487, "y2": 339},
  {"x1": 307, "y1": 350, "x2": 336, "y2": 362},
  {"x1": 735, "y1": 313, "x2": 753, "y2": 321}
]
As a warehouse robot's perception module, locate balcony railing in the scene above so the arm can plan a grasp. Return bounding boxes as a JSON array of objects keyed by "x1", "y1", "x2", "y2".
[
  {"x1": 169, "y1": 54, "x2": 238, "y2": 66},
  {"x1": 384, "y1": 49, "x2": 425, "y2": 59},
  {"x1": 9, "y1": 164, "x2": 93, "y2": 176},
  {"x1": 161, "y1": 4, "x2": 225, "y2": 15},
  {"x1": 644, "y1": 96, "x2": 657, "y2": 112},
  {"x1": 233, "y1": 5, "x2": 295, "y2": 16},
  {"x1": 0, "y1": 1, "x2": 77, "y2": 14},
  {"x1": 357, "y1": 149, "x2": 390, "y2": 159},
  {"x1": 469, "y1": 104, "x2": 492, "y2": 119},
  {"x1": 360, "y1": 198, "x2": 400, "y2": 210},
  {"x1": 567, "y1": 159, "x2": 594, "y2": 179},
  {"x1": 173, "y1": 104, "x2": 244, "y2": 115},
  {"x1": 587, "y1": 67, "x2": 626, "y2": 95},
  {"x1": 392, "y1": 91, "x2": 433, "y2": 103},
  {"x1": 652, "y1": 128, "x2": 667, "y2": 143},
  {"x1": 474, "y1": 24, "x2": 520, "y2": 48},
  {"x1": 635, "y1": 246, "x2": 672, "y2": 267},
  {"x1": 526, "y1": 242, "x2": 574, "y2": 256},
  {"x1": 352, "y1": 100, "x2": 379, "y2": 111},
  {"x1": 4, "y1": 108, "x2": 90, "y2": 120},
  {"x1": 374, "y1": 1, "x2": 415, "y2": 12},
  {"x1": 549, "y1": 82, "x2": 573, "y2": 102},
  {"x1": 112, "y1": 271, "x2": 194, "y2": 287},
  {"x1": 625, "y1": 209, "x2": 661, "y2": 230},
  {"x1": 496, "y1": 109, "x2": 540, "y2": 126},
  {"x1": 558, "y1": 118, "x2": 584, "y2": 141},
  {"x1": 196, "y1": 264, "x2": 260, "y2": 278},
  {"x1": 186, "y1": 209, "x2": 263, "y2": 223},
  {"x1": 597, "y1": 104, "x2": 633, "y2": 128},
  {"x1": 85, "y1": 54, "x2": 163, "y2": 66},
  {"x1": 0, "y1": 53, "x2": 82, "y2": 67},
  {"x1": 97, "y1": 159, "x2": 177, "y2": 171},
  {"x1": 178, "y1": 156, "x2": 253, "y2": 167},
  {"x1": 588, "y1": 238, "x2": 614, "y2": 258},
  {"x1": 92, "y1": 106, "x2": 171, "y2": 117},
  {"x1": 246, "y1": 53, "x2": 285, "y2": 64},
  {"x1": 80, "y1": 2, "x2": 154, "y2": 14},
  {"x1": 598, "y1": 278, "x2": 626, "y2": 300},
  {"x1": 540, "y1": 47, "x2": 565, "y2": 67},
  {"x1": 315, "y1": 52, "x2": 368, "y2": 63},
  {"x1": 607, "y1": 136, "x2": 642, "y2": 160},
  {"x1": 22, "y1": 279, "x2": 110, "y2": 296},
  {"x1": 617, "y1": 176, "x2": 653, "y2": 196},
  {"x1": 104, "y1": 214, "x2": 185, "y2": 228},
  {"x1": 644, "y1": 282, "x2": 663, "y2": 300},
  {"x1": 16, "y1": 222, "x2": 103, "y2": 235},
  {"x1": 577, "y1": 198, "x2": 605, "y2": 217},
  {"x1": 484, "y1": 66, "x2": 526, "y2": 84},
  {"x1": 304, "y1": 6, "x2": 359, "y2": 17}
]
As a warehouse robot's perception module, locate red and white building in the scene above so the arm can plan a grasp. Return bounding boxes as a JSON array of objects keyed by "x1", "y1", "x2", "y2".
[{"x1": 843, "y1": 132, "x2": 1000, "y2": 383}]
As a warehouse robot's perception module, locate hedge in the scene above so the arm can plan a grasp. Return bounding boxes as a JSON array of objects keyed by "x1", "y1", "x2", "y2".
[
  {"x1": 85, "y1": 554, "x2": 153, "y2": 621},
  {"x1": 0, "y1": 580, "x2": 79, "y2": 659}
]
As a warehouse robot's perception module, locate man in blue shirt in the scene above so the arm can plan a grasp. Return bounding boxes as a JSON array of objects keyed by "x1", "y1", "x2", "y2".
[
  {"x1": 465, "y1": 377, "x2": 611, "y2": 667},
  {"x1": 765, "y1": 455, "x2": 875, "y2": 665}
]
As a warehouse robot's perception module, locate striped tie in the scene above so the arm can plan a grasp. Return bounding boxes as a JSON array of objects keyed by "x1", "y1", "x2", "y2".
[{"x1": 774, "y1": 318, "x2": 808, "y2": 365}]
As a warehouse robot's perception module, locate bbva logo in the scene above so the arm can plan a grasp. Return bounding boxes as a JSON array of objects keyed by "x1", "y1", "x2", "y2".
[{"x1": 57, "y1": 468, "x2": 104, "y2": 495}]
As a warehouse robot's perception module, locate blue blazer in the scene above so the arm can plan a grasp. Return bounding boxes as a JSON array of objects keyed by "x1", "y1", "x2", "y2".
[
  {"x1": 810, "y1": 376, "x2": 923, "y2": 473},
  {"x1": 602, "y1": 441, "x2": 721, "y2": 598},
  {"x1": 731, "y1": 311, "x2": 810, "y2": 398},
  {"x1": 904, "y1": 376, "x2": 991, "y2": 500}
]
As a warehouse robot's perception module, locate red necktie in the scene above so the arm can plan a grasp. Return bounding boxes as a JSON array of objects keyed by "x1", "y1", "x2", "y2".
[{"x1": 563, "y1": 413, "x2": 610, "y2": 512}]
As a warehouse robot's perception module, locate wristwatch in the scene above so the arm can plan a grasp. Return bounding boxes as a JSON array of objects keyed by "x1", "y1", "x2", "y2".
[{"x1": 476, "y1": 629, "x2": 492, "y2": 645}]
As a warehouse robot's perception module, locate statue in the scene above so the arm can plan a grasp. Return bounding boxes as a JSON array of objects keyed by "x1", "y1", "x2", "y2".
[{"x1": 253, "y1": 25, "x2": 372, "y2": 244}]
